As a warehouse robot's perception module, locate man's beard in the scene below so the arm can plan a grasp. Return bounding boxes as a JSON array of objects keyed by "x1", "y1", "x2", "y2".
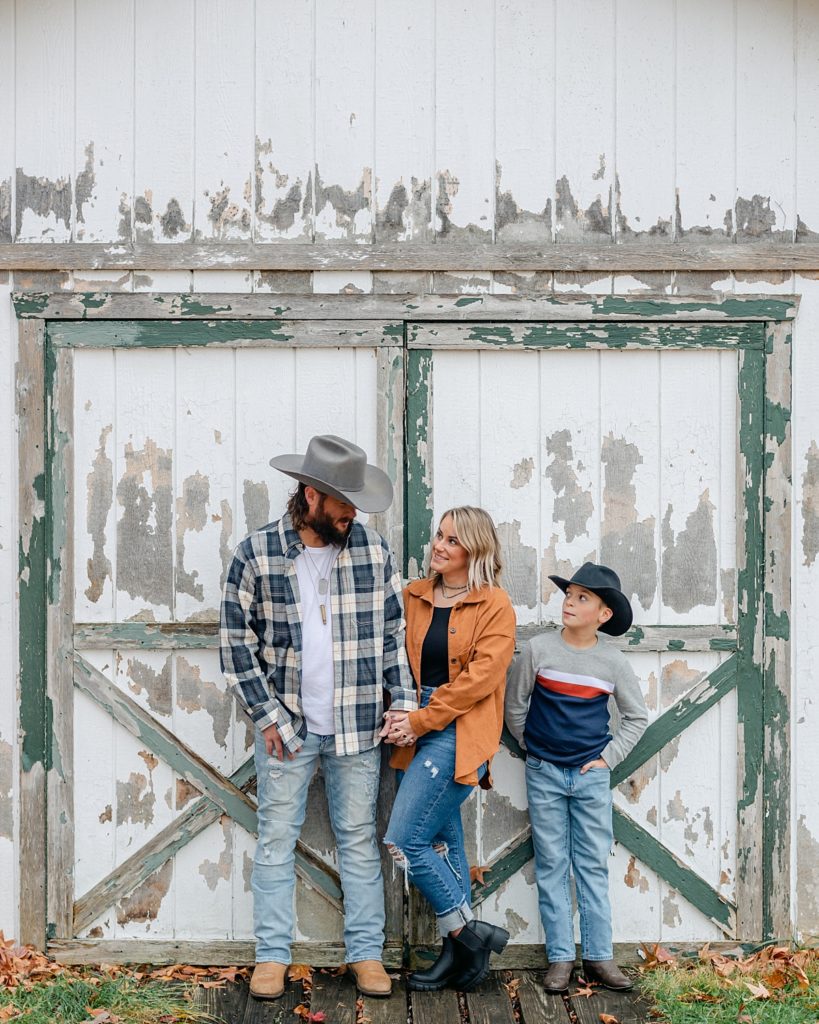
[{"x1": 307, "y1": 498, "x2": 352, "y2": 547}]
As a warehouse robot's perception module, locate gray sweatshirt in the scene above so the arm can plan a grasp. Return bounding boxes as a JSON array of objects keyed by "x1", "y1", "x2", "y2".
[{"x1": 504, "y1": 629, "x2": 648, "y2": 769}]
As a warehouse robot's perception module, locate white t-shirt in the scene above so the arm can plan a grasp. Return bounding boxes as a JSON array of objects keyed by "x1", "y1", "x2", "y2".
[{"x1": 294, "y1": 544, "x2": 338, "y2": 736}]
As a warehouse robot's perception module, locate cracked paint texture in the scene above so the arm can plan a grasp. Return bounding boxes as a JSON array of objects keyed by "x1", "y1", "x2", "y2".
[
  {"x1": 544, "y1": 429, "x2": 594, "y2": 543},
  {"x1": 662, "y1": 491, "x2": 718, "y2": 613}
]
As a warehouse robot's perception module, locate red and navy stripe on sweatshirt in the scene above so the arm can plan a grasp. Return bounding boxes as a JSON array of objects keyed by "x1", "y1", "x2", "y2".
[{"x1": 523, "y1": 667, "x2": 614, "y2": 768}]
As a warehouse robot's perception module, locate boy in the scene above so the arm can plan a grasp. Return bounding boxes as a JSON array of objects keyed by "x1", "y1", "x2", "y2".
[{"x1": 505, "y1": 563, "x2": 647, "y2": 993}]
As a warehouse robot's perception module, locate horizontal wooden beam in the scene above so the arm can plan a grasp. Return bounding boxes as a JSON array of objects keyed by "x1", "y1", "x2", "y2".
[
  {"x1": 13, "y1": 291, "x2": 799, "y2": 322},
  {"x1": 76, "y1": 620, "x2": 738, "y2": 653},
  {"x1": 409, "y1": 321, "x2": 764, "y2": 350},
  {"x1": 49, "y1": 938, "x2": 404, "y2": 967},
  {"x1": 3, "y1": 240, "x2": 819, "y2": 272},
  {"x1": 611, "y1": 654, "x2": 739, "y2": 786}
]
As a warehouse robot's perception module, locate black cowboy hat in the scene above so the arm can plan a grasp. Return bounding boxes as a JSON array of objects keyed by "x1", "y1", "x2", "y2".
[{"x1": 548, "y1": 562, "x2": 633, "y2": 637}]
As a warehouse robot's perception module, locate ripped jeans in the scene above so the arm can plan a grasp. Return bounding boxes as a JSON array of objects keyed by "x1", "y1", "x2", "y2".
[
  {"x1": 252, "y1": 730, "x2": 384, "y2": 964},
  {"x1": 383, "y1": 687, "x2": 484, "y2": 937}
]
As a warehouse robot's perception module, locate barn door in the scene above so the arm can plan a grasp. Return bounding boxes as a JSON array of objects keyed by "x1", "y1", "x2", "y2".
[
  {"x1": 45, "y1": 320, "x2": 406, "y2": 964},
  {"x1": 404, "y1": 320, "x2": 770, "y2": 958}
]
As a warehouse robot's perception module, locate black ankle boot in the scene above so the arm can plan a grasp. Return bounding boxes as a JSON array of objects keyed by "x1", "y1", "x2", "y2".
[
  {"x1": 448, "y1": 920, "x2": 510, "y2": 992},
  {"x1": 407, "y1": 937, "x2": 458, "y2": 991}
]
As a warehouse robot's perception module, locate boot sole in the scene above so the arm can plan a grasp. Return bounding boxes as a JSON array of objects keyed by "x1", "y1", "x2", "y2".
[{"x1": 249, "y1": 987, "x2": 285, "y2": 1001}]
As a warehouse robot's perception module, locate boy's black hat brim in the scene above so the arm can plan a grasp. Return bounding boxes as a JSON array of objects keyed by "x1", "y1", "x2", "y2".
[{"x1": 549, "y1": 572, "x2": 633, "y2": 637}]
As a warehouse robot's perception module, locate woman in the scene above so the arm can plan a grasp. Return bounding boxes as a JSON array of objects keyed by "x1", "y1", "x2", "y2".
[{"x1": 382, "y1": 506, "x2": 516, "y2": 992}]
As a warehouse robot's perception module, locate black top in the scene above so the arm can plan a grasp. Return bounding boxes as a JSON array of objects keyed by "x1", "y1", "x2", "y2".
[{"x1": 419, "y1": 606, "x2": 453, "y2": 688}]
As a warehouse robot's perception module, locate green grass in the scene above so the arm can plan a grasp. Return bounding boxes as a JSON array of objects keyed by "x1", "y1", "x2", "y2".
[
  {"x1": 639, "y1": 960, "x2": 819, "y2": 1024},
  {"x1": 0, "y1": 970, "x2": 210, "y2": 1024}
]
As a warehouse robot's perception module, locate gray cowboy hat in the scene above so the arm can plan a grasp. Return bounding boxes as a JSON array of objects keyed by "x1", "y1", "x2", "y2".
[
  {"x1": 270, "y1": 434, "x2": 394, "y2": 513},
  {"x1": 548, "y1": 562, "x2": 634, "y2": 636}
]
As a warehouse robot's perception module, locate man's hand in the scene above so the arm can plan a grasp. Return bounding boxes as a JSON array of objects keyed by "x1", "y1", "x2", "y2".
[
  {"x1": 579, "y1": 757, "x2": 609, "y2": 774},
  {"x1": 263, "y1": 723, "x2": 295, "y2": 761},
  {"x1": 383, "y1": 710, "x2": 418, "y2": 747}
]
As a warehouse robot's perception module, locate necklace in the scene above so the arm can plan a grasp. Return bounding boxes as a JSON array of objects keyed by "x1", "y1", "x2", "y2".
[
  {"x1": 439, "y1": 579, "x2": 468, "y2": 598},
  {"x1": 302, "y1": 545, "x2": 338, "y2": 624}
]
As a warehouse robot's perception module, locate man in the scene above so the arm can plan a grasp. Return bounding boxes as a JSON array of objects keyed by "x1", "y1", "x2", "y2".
[{"x1": 220, "y1": 434, "x2": 416, "y2": 1001}]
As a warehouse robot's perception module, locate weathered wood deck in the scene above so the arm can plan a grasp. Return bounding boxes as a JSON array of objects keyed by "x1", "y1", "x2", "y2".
[{"x1": 193, "y1": 969, "x2": 650, "y2": 1024}]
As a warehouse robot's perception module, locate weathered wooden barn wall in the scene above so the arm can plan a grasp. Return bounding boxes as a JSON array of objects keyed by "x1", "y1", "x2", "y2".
[{"x1": 0, "y1": 0, "x2": 818, "y2": 952}]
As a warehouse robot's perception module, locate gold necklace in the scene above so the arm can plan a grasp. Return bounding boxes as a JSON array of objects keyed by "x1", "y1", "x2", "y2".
[{"x1": 439, "y1": 579, "x2": 468, "y2": 598}]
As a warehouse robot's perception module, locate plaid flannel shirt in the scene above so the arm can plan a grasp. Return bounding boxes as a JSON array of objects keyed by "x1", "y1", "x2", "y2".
[{"x1": 220, "y1": 512, "x2": 416, "y2": 756}]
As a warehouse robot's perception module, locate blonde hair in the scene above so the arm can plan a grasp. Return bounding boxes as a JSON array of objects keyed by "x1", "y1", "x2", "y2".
[{"x1": 429, "y1": 506, "x2": 503, "y2": 591}]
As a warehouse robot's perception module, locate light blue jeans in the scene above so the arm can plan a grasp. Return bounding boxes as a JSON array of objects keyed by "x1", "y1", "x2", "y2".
[
  {"x1": 252, "y1": 730, "x2": 385, "y2": 964},
  {"x1": 383, "y1": 686, "x2": 485, "y2": 937},
  {"x1": 525, "y1": 754, "x2": 614, "y2": 962}
]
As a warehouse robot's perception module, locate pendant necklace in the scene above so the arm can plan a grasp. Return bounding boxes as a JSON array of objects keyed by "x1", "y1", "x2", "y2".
[{"x1": 303, "y1": 544, "x2": 338, "y2": 625}]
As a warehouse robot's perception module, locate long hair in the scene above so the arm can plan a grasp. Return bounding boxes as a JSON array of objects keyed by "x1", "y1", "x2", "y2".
[
  {"x1": 429, "y1": 506, "x2": 503, "y2": 591},
  {"x1": 286, "y1": 483, "x2": 310, "y2": 531}
]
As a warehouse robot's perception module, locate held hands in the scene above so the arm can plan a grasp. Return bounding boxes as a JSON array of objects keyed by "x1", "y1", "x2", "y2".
[
  {"x1": 579, "y1": 757, "x2": 609, "y2": 774},
  {"x1": 379, "y1": 709, "x2": 418, "y2": 747}
]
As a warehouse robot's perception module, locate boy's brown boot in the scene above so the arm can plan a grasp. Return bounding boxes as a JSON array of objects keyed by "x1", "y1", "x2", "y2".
[
  {"x1": 543, "y1": 960, "x2": 574, "y2": 992},
  {"x1": 582, "y1": 959, "x2": 634, "y2": 990}
]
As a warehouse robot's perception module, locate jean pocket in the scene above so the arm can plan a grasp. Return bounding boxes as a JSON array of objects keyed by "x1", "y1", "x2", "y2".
[{"x1": 525, "y1": 754, "x2": 543, "y2": 770}]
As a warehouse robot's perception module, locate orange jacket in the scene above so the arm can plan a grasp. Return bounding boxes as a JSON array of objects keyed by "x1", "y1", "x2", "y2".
[{"x1": 390, "y1": 577, "x2": 516, "y2": 787}]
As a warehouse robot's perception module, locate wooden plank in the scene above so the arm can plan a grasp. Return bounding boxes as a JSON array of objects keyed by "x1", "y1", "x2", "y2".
[
  {"x1": 193, "y1": 981, "x2": 248, "y2": 1023},
  {"x1": 243, "y1": 973, "x2": 305, "y2": 1024},
  {"x1": 465, "y1": 973, "x2": 516, "y2": 1023},
  {"x1": 359, "y1": 974, "x2": 408, "y2": 1024},
  {"x1": 46, "y1": 347, "x2": 74, "y2": 938},
  {"x1": 50, "y1": 319, "x2": 403, "y2": 349},
  {"x1": 762, "y1": 321, "x2": 792, "y2": 937},
  {"x1": 17, "y1": 319, "x2": 47, "y2": 949},
  {"x1": 405, "y1": 348, "x2": 433, "y2": 577},
  {"x1": 797, "y1": 2, "x2": 819, "y2": 240},
  {"x1": 3, "y1": 241, "x2": 819, "y2": 273},
  {"x1": 516, "y1": 971, "x2": 572, "y2": 1024},
  {"x1": 308, "y1": 971, "x2": 357, "y2": 1024},
  {"x1": 610, "y1": 655, "x2": 738, "y2": 786},
  {"x1": 372, "y1": 345, "x2": 405, "y2": 565},
  {"x1": 14, "y1": 291, "x2": 799, "y2": 323},
  {"x1": 408, "y1": 321, "x2": 764, "y2": 350},
  {"x1": 0, "y1": 0, "x2": 13, "y2": 242},
  {"x1": 572, "y1": 985, "x2": 649, "y2": 1024},
  {"x1": 411, "y1": 987, "x2": 461, "y2": 1024}
]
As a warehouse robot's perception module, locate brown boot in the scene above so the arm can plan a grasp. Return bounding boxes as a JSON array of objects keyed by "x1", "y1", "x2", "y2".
[
  {"x1": 582, "y1": 959, "x2": 634, "y2": 991},
  {"x1": 249, "y1": 962, "x2": 288, "y2": 1000},
  {"x1": 543, "y1": 960, "x2": 575, "y2": 993},
  {"x1": 348, "y1": 959, "x2": 392, "y2": 997}
]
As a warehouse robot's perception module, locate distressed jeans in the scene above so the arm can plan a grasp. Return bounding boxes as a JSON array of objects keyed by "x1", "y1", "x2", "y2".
[
  {"x1": 383, "y1": 686, "x2": 484, "y2": 937},
  {"x1": 525, "y1": 755, "x2": 614, "y2": 962},
  {"x1": 252, "y1": 729, "x2": 385, "y2": 965}
]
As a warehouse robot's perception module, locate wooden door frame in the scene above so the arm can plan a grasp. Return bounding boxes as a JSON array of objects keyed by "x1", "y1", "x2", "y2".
[{"x1": 13, "y1": 290, "x2": 795, "y2": 960}]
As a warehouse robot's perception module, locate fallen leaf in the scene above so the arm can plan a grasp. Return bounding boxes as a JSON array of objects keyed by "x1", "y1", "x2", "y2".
[
  {"x1": 288, "y1": 964, "x2": 314, "y2": 983},
  {"x1": 470, "y1": 864, "x2": 491, "y2": 886},
  {"x1": 745, "y1": 980, "x2": 771, "y2": 1000},
  {"x1": 570, "y1": 983, "x2": 595, "y2": 998},
  {"x1": 309, "y1": 1014, "x2": 326, "y2": 1023},
  {"x1": 763, "y1": 967, "x2": 789, "y2": 990},
  {"x1": 293, "y1": 1004, "x2": 310, "y2": 1020},
  {"x1": 679, "y1": 992, "x2": 720, "y2": 1003},
  {"x1": 600, "y1": 1013, "x2": 620, "y2": 1023}
]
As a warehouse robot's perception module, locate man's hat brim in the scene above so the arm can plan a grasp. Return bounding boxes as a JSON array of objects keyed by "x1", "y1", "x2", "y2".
[
  {"x1": 270, "y1": 454, "x2": 394, "y2": 513},
  {"x1": 548, "y1": 574, "x2": 634, "y2": 636}
]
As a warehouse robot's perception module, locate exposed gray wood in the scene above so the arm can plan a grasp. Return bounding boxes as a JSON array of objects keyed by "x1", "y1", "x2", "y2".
[
  {"x1": 464, "y1": 973, "x2": 516, "y2": 1023},
  {"x1": 376, "y1": 746, "x2": 404, "y2": 953},
  {"x1": 13, "y1": 291, "x2": 799, "y2": 322},
  {"x1": 360, "y1": 974, "x2": 408, "y2": 1024},
  {"x1": 74, "y1": 620, "x2": 737, "y2": 652},
  {"x1": 48, "y1": 939, "x2": 404, "y2": 967},
  {"x1": 193, "y1": 982, "x2": 248, "y2": 1023},
  {"x1": 3, "y1": 240, "x2": 819, "y2": 272},
  {"x1": 308, "y1": 971, "x2": 357, "y2": 1024},
  {"x1": 411, "y1": 986, "x2": 461, "y2": 1024},
  {"x1": 372, "y1": 344, "x2": 405, "y2": 567},
  {"x1": 243, "y1": 976, "x2": 305, "y2": 1024},
  {"x1": 47, "y1": 347, "x2": 75, "y2": 939},
  {"x1": 762, "y1": 320, "x2": 792, "y2": 938},
  {"x1": 73, "y1": 652, "x2": 260, "y2": 833},
  {"x1": 17, "y1": 318, "x2": 47, "y2": 950},
  {"x1": 571, "y1": 982, "x2": 649, "y2": 1024},
  {"x1": 515, "y1": 971, "x2": 571, "y2": 1024}
]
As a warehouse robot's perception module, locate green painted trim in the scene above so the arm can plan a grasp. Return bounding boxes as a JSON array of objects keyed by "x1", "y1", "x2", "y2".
[
  {"x1": 613, "y1": 808, "x2": 735, "y2": 932},
  {"x1": 18, "y1": 516, "x2": 47, "y2": 774},
  {"x1": 470, "y1": 830, "x2": 534, "y2": 908},
  {"x1": 74, "y1": 622, "x2": 218, "y2": 649},
  {"x1": 411, "y1": 321, "x2": 765, "y2": 350},
  {"x1": 611, "y1": 655, "x2": 738, "y2": 786},
  {"x1": 49, "y1": 320, "x2": 404, "y2": 348},
  {"x1": 405, "y1": 349, "x2": 433, "y2": 578}
]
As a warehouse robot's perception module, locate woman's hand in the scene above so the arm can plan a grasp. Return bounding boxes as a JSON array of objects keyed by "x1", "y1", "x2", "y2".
[
  {"x1": 579, "y1": 757, "x2": 609, "y2": 774},
  {"x1": 381, "y1": 710, "x2": 418, "y2": 747}
]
